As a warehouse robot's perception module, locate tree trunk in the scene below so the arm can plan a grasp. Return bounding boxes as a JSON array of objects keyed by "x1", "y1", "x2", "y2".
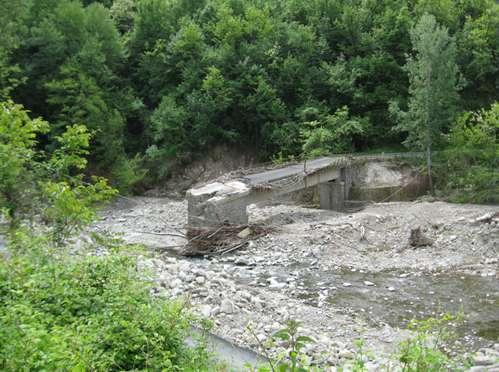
[{"x1": 426, "y1": 144, "x2": 434, "y2": 195}]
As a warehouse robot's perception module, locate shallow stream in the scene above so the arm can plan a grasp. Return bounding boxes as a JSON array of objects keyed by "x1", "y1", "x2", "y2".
[{"x1": 248, "y1": 264, "x2": 499, "y2": 346}]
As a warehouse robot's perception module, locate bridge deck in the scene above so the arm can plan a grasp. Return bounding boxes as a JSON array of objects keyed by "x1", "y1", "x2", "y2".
[
  {"x1": 242, "y1": 157, "x2": 335, "y2": 186},
  {"x1": 241, "y1": 152, "x2": 420, "y2": 186}
]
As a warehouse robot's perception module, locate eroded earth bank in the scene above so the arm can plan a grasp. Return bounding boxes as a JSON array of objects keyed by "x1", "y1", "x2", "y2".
[{"x1": 91, "y1": 197, "x2": 499, "y2": 370}]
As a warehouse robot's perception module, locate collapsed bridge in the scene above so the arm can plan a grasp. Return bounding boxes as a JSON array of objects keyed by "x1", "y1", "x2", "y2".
[{"x1": 186, "y1": 153, "x2": 424, "y2": 228}]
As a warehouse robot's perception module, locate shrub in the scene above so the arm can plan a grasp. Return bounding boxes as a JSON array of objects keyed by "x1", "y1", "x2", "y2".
[
  {"x1": 248, "y1": 319, "x2": 315, "y2": 372},
  {"x1": 437, "y1": 103, "x2": 498, "y2": 203},
  {"x1": 397, "y1": 313, "x2": 470, "y2": 371},
  {"x1": 110, "y1": 154, "x2": 148, "y2": 195},
  {"x1": 0, "y1": 101, "x2": 117, "y2": 241},
  {"x1": 0, "y1": 100, "x2": 49, "y2": 224},
  {"x1": 300, "y1": 106, "x2": 365, "y2": 159},
  {"x1": 0, "y1": 238, "x2": 211, "y2": 371}
]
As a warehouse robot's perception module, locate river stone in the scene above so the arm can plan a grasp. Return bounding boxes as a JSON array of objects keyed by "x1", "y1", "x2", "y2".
[
  {"x1": 364, "y1": 281, "x2": 375, "y2": 286},
  {"x1": 195, "y1": 276, "x2": 206, "y2": 285},
  {"x1": 473, "y1": 354, "x2": 494, "y2": 366},
  {"x1": 257, "y1": 333, "x2": 266, "y2": 342},
  {"x1": 239, "y1": 290, "x2": 252, "y2": 300},
  {"x1": 220, "y1": 299, "x2": 235, "y2": 314},
  {"x1": 468, "y1": 367, "x2": 488, "y2": 372},
  {"x1": 365, "y1": 362, "x2": 379, "y2": 371},
  {"x1": 338, "y1": 349, "x2": 354, "y2": 359},
  {"x1": 343, "y1": 282, "x2": 352, "y2": 287},
  {"x1": 166, "y1": 264, "x2": 180, "y2": 274},
  {"x1": 164, "y1": 256, "x2": 177, "y2": 264},
  {"x1": 170, "y1": 278, "x2": 182, "y2": 289},
  {"x1": 269, "y1": 281, "x2": 286, "y2": 290},
  {"x1": 199, "y1": 304, "x2": 212, "y2": 318},
  {"x1": 237, "y1": 227, "x2": 252, "y2": 239},
  {"x1": 234, "y1": 257, "x2": 251, "y2": 266}
]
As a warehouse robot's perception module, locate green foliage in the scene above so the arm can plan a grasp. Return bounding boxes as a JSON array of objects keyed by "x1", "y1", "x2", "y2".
[
  {"x1": 1, "y1": 0, "x2": 497, "y2": 187},
  {"x1": 110, "y1": 0, "x2": 138, "y2": 34},
  {"x1": 249, "y1": 319, "x2": 315, "y2": 372},
  {"x1": 45, "y1": 63, "x2": 126, "y2": 171},
  {"x1": 397, "y1": 313, "x2": 470, "y2": 371},
  {"x1": 349, "y1": 339, "x2": 370, "y2": 372},
  {"x1": 251, "y1": 315, "x2": 470, "y2": 372},
  {"x1": 438, "y1": 103, "x2": 498, "y2": 203},
  {"x1": 300, "y1": 106, "x2": 365, "y2": 158},
  {"x1": 457, "y1": 2, "x2": 499, "y2": 109},
  {"x1": 272, "y1": 320, "x2": 314, "y2": 372},
  {"x1": 0, "y1": 101, "x2": 49, "y2": 222},
  {"x1": 390, "y1": 13, "x2": 460, "y2": 192},
  {"x1": 49, "y1": 124, "x2": 91, "y2": 173},
  {"x1": 0, "y1": 238, "x2": 210, "y2": 371},
  {"x1": 110, "y1": 154, "x2": 148, "y2": 194},
  {"x1": 0, "y1": 101, "x2": 117, "y2": 240},
  {"x1": 390, "y1": 13, "x2": 459, "y2": 151},
  {"x1": 42, "y1": 177, "x2": 117, "y2": 244}
]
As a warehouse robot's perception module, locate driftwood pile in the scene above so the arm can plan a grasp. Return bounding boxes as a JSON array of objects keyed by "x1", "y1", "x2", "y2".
[
  {"x1": 409, "y1": 227, "x2": 434, "y2": 247},
  {"x1": 182, "y1": 223, "x2": 272, "y2": 256}
]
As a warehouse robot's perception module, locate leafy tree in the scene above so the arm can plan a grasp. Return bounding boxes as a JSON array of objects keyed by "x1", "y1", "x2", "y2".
[
  {"x1": 0, "y1": 0, "x2": 29, "y2": 100},
  {"x1": 457, "y1": 2, "x2": 499, "y2": 109},
  {"x1": 45, "y1": 63, "x2": 126, "y2": 170},
  {"x1": 1, "y1": 0, "x2": 497, "y2": 190},
  {"x1": 0, "y1": 101, "x2": 116, "y2": 241},
  {"x1": 439, "y1": 103, "x2": 498, "y2": 203},
  {"x1": 110, "y1": 0, "x2": 138, "y2": 34},
  {"x1": 301, "y1": 105, "x2": 365, "y2": 158},
  {"x1": 390, "y1": 13, "x2": 459, "y2": 192},
  {"x1": 0, "y1": 101, "x2": 49, "y2": 223}
]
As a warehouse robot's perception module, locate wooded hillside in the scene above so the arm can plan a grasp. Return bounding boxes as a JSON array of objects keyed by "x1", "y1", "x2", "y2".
[{"x1": 1, "y1": 0, "x2": 497, "y2": 192}]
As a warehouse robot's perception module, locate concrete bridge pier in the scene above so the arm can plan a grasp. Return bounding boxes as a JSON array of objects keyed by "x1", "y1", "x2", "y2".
[
  {"x1": 187, "y1": 181, "x2": 252, "y2": 228},
  {"x1": 319, "y1": 180, "x2": 345, "y2": 211},
  {"x1": 318, "y1": 167, "x2": 353, "y2": 211}
]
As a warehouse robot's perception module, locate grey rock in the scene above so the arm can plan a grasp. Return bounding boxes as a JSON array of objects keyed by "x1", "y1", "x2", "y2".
[
  {"x1": 338, "y1": 349, "x2": 354, "y2": 359},
  {"x1": 169, "y1": 278, "x2": 182, "y2": 289},
  {"x1": 239, "y1": 290, "x2": 252, "y2": 300},
  {"x1": 237, "y1": 227, "x2": 252, "y2": 239},
  {"x1": 474, "y1": 354, "x2": 494, "y2": 366},
  {"x1": 269, "y1": 281, "x2": 286, "y2": 290},
  {"x1": 199, "y1": 304, "x2": 212, "y2": 318},
  {"x1": 468, "y1": 367, "x2": 488, "y2": 372},
  {"x1": 220, "y1": 299, "x2": 235, "y2": 314}
]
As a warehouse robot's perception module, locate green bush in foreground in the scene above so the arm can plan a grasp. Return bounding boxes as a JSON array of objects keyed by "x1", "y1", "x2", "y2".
[{"x1": 0, "y1": 236, "x2": 210, "y2": 371}]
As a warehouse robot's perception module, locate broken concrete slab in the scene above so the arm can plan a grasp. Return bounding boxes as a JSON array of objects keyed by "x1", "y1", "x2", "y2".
[{"x1": 186, "y1": 153, "x2": 425, "y2": 228}]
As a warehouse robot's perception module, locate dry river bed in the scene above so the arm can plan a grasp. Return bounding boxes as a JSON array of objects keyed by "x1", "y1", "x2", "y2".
[{"x1": 90, "y1": 197, "x2": 499, "y2": 370}]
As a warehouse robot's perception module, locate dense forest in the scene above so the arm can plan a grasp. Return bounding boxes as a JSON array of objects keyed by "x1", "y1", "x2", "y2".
[
  {"x1": 1, "y1": 0, "x2": 497, "y2": 194},
  {"x1": 0, "y1": 1, "x2": 498, "y2": 370}
]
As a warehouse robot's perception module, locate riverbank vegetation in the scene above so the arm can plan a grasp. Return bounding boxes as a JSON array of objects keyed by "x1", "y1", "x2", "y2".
[
  {"x1": 0, "y1": 103, "x2": 213, "y2": 370},
  {"x1": 0, "y1": 0, "x2": 497, "y2": 199},
  {"x1": 0, "y1": 237, "x2": 212, "y2": 371}
]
